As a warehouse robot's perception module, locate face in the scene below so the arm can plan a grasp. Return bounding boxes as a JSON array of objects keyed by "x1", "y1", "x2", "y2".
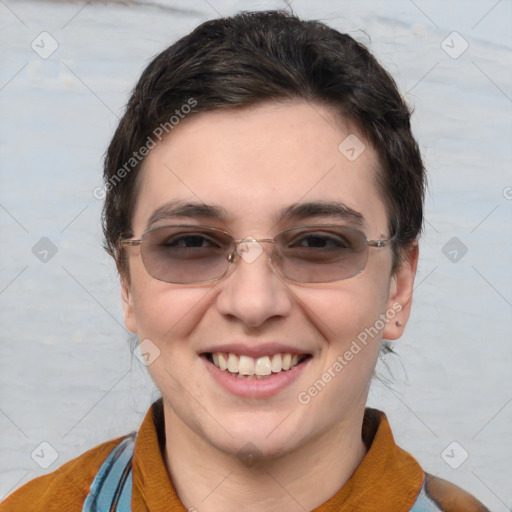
[{"x1": 121, "y1": 101, "x2": 417, "y2": 461}]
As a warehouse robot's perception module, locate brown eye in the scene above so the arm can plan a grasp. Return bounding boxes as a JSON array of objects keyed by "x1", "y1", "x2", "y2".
[
  {"x1": 291, "y1": 233, "x2": 351, "y2": 250},
  {"x1": 163, "y1": 234, "x2": 219, "y2": 248}
]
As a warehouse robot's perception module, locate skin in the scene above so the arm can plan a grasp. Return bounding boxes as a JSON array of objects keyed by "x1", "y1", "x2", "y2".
[{"x1": 121, "y1": 100, "x2": 419, "y2": 511}]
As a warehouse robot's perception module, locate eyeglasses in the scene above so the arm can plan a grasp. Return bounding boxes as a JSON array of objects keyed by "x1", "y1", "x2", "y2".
[{"x1": 120, "y1": 224, "x2": 395, "y2": 284}]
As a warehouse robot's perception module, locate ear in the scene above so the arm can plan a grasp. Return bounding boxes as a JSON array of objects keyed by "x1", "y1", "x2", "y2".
[
  {"x1": 121, "y1": 276, "x2": 138, "y2": 334},
  {"x1": 382, "y1": 242, "x2": 419, "y2": 341}
]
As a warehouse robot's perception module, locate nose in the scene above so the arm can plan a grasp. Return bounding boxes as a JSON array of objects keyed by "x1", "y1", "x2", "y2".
[{"x1": 216, "y1": 240, "x2": 293, "y2": 328}]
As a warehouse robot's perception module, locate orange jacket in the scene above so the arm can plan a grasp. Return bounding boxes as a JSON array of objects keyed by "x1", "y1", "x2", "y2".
[{"x1": 1, "y1": 401, "x2": 489, "y2": 511}]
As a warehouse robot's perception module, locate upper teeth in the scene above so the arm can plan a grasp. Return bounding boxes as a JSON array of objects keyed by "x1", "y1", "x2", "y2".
[{"x1": 211, "y1": 352, "x2": 302, "y2": 376}]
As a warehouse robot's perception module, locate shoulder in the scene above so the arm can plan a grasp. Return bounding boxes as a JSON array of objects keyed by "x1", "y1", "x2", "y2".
[
  {"x1": 0, "y1": 436, "x2": 128, "y2": 512},
  {"x1": 420, "y1": 472, "x2": 490, "y2": 512}
]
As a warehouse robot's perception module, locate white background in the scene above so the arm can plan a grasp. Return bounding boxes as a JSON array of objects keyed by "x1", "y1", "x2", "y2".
[{"x1": 0, "y1": 0, "x2": 511, "y2": 509}]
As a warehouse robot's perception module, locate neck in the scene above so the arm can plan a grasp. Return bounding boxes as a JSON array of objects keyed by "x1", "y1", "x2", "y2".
[{"x1": 162, "y1": 406, "x2": 368, "y2": 512}]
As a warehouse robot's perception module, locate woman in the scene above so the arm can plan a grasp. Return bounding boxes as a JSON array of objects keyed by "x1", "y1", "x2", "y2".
[{"x1": 2, "y1": 10, "x2": 490, "y2": 512}]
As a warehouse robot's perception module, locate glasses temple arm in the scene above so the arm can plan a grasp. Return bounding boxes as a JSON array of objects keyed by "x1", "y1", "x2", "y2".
[{"x1": 120, "y1": 239, "x2": 142, "y2": 247}]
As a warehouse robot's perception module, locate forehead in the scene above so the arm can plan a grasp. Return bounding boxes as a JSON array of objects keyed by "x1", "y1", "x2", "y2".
[{"x1": 132, "y1": 101, "x2": 388, "y2": 235}]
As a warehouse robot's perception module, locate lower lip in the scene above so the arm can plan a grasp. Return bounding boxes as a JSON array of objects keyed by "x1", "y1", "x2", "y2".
[{"x1": 202, "y1": 356, "x2": 311, "y2": 399}]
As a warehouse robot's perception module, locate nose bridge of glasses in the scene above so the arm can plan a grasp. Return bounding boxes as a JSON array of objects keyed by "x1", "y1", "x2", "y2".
[
  {"x1": 233, "y1": 237, "x2": 274, "y2": 244},
  {"x1": 230, "y1": 237, "x2": 276, "y2": 266}
]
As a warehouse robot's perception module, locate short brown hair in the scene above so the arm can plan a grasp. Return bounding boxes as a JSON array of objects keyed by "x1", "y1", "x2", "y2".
[{"x1": 102, "y1": 10, "x2": 425, "y2": 276}]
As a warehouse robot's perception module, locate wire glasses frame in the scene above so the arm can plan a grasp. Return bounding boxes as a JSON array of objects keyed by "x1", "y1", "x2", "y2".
[{"x1": 120, "y1": 224, "x2": 396, "y2": 284}]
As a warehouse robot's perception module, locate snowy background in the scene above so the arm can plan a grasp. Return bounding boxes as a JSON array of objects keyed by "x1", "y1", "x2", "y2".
[{"x1": 0, "y1": 0, "x2": 511, "y2": 509}]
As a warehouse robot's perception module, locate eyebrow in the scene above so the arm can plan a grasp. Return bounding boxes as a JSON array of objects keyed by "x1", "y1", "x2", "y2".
[
  {"x1": 277, "y1": 201, "x2": 365, "y2": 228},
  {"x1": 146, "y1": 199, "x2": 365, "y2": 230},
  {"x1": 146, "y1": 200, "x2": 228, "y2": 229}
]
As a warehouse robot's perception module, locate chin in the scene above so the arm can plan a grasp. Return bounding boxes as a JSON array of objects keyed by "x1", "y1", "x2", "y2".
[{"x1": 206, "y1": 415, "x2": 308, "y2": 462}]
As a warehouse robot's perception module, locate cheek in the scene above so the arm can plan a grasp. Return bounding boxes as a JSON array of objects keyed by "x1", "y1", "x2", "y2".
[
  {"x1": 129, "y1": 281, "x2": 213, "y2": 388},
  {"x1": 296, "y1": 277, "x2": 390, "y2": 343},
  {"x1": 130, "y1": 277, "x2": 213, "y2": 343}
]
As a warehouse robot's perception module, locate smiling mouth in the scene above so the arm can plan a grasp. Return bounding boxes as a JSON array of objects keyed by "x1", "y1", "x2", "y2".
[{"x1": 203, "y1": 352, "x2": 312, "y2": 380}]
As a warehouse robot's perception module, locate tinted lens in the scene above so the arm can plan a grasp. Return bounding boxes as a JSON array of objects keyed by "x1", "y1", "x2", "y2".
[
  {"x1": 140, "y1": 226, "x2": 233, "y2": 283},
  {"x1": 275, "y1": 225, "x2": 368, "y2": 283}
]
